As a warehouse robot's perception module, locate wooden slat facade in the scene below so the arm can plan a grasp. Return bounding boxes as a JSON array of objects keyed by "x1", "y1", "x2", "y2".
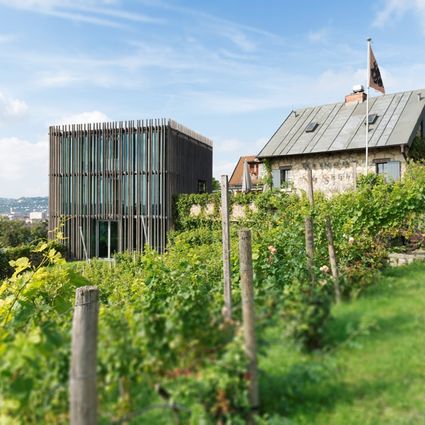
[{"x1": 49, "y1": 119, "x2": 212, "y2": 259}]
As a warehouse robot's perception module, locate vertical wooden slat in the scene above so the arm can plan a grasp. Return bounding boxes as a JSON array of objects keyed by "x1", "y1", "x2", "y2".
[{"x1": 50, "y1": 119, "x2": 213, "y2": 259}]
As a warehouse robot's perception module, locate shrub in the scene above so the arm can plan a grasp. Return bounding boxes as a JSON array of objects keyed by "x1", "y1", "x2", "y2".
[{"x1": 282, "y1": 281, "x2": 333, "y2": 350}]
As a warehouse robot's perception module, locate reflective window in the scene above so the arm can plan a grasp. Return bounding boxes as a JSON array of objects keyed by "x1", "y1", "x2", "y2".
[{"x1": 198, "y1": 180, "x2": 207, "y2": 193}]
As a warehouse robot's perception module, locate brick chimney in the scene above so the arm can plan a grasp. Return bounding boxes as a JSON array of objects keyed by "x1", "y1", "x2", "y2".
[{"x1": 345, "y1": 85, "x2": 367, "y2": 104}]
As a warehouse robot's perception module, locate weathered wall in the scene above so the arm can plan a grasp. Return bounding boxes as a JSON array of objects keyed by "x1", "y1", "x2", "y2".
[
  {"x1": 189, "y1": 203, "x2": 257, "y2": 220},
  {"x1": 270, "y1": 147, "x2": 407, "y2": 195}
]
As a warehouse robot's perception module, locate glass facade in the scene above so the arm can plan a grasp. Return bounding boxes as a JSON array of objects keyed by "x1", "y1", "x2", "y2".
[{"x1": 50, "y1": 121, "x2": 167, "y2": 258}]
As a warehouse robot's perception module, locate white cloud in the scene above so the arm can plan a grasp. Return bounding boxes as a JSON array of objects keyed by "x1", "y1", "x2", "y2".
[
  {"x1": 77, "y1": 4, "x2": 164, "y2": 24},
  {"x1": 254, "y1": 137, "x2": 268, "y2": 149},
  {"x1": 152, "y1": 1, "x2": 286, "y2": 46},
  {"x1": 379, "y1": 63, "x2": 425, "y2": 93},
  {"x1": 0, "y1": 92, "x2": 28, "y2": 122},
  {"x1": 0, "y1": 138, "x2": 48, "y2": 197},
  {"x1": 214, "y1": 160, "x2": 236, "y2": 180},
  {"x1": 217, "y1": 27, "x2": 257, "y2": 52},
  {"x1": 308, "y1": 28, "x2": 330, "y2": 43},
  {"x1": 37, "y1": 72, "x2": 83, "y2": 87},
  {"x1": 34, "y1": 69, "x2": 115, "y2": 88},
  {"x1": 374, "y1": 0, "x2": 425, "y2": 33},
  {"x1": 213, "y1": 136, "x2": 268, "y2": 179},
  {"x1": 0, "y1": 0, "x2": 163, "y2": 28},
  {"x1": 0, "y1": 34, "x2": 17, "y2": 44},
  {"x1": 186, "y1": 91, "x2": 285, "y2": 114},
  {"x1": 54, "y1": 110, "x2": 110, "y2": 125},
  {"x1": 214, "y1": 138, "x2": 245, "y2": 154}
]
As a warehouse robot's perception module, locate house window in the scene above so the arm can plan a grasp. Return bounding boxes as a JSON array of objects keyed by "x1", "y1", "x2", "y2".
[
  {"x1": 198, "y1": 180, "x2": 207, "y2": 193},
  {"x1": 376, "y1": 160, "x2": 401, "y2": 182},
  {"x1": 272, "y1": 167, "x2": 291, "y2": 188},
  {"x1": 250, "y1": 163, "x2": 259, "y2": 176},
  {"x1": 280, "y1": 169, "x2": 290, "y2": 183}
]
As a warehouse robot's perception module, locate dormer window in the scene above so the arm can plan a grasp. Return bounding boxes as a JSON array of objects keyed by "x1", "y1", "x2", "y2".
[{"x1": 305, "y1": 122, "x2": 318, "y2": 133}]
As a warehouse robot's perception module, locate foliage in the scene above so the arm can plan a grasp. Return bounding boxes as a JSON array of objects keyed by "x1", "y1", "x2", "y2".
[
  {"x1": 174, "y1": 192, "x2": 221, "y2": 230},
  {"x1": 0, "y1": 242, "x2": 83, "y2": 423},
  {"x1": 0, "y1": 218, "x2": 47, "y2": 248},
  {"x1": 407, "y1": 137, "x2": 425, "y2": 161},
  {"x1": 0, "y1": 241, "x2": 66, "y2": 280},
  {"x1": 282, "y1": 281, "x2": 333, "y2": 351},
  {"x1": 73, "y1": 243, "x2": 247, "y2": 423},
  {"x1": 164, "y1": 333, "x2": 251, "y2": 424},
  {"x1": 3, "y1": 163, "x2": 425, "y2": 422},
  {"x1": 262, "y1": 158, "x2": 273, "y2": 190},
  {"x1": 212, "y1": 177, "x2": 221, "y2": 191}
]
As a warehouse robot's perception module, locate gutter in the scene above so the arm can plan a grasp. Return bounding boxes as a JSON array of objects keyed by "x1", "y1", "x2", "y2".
[{"x1": 400, "y1": 144, "x2": 408, "y2": 161}]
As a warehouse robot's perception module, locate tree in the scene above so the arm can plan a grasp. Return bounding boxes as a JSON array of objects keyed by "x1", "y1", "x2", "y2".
[
  {"x1": 212, "y1": 177, "x2": 220, "y2": 191},
  {"x1": 0, "y1": 218, "x2": 48, "y2": 248}
]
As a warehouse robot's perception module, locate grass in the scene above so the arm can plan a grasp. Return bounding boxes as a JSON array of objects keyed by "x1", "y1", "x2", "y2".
[{"x1": 259, "y1": 262, "x2": 425, "y2": 424}]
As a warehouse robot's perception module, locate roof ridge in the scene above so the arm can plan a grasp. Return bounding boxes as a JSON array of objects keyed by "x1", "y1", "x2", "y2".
[{"x1": 291, "y1": 88, "x2": 425, "y2": 112}]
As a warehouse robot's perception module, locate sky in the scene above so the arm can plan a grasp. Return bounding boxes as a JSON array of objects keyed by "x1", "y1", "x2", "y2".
[{"x1": 1, "y1": 0, "x2": 425, "y2": 197}]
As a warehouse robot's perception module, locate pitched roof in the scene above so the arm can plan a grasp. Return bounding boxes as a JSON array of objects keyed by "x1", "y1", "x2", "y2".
[
  {"x1": 258, "y1": 89, "x2": 425, "y2": 158},
  {"x1": 229, "y1": 156, "x2": 261, "y2": 187}
]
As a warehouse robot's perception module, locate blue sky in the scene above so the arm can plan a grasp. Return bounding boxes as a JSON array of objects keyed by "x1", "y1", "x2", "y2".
[{"x1": 0, "y1": 0, "x2": 425, "y2": 197}]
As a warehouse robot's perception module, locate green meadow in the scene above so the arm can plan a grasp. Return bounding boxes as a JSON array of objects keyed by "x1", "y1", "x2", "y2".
[{"x1": 260, "y1": 262, "x2": 425, "y2": 424}]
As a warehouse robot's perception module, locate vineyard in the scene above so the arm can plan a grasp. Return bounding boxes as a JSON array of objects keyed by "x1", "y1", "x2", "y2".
[{"x1": 2, "y1": 163, "x2": 425, "y2": 424}]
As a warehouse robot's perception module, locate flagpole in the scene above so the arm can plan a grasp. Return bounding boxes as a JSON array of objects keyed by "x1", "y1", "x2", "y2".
[{"x1": 365, "y1": 37, "x2": 371, "y2": 174}]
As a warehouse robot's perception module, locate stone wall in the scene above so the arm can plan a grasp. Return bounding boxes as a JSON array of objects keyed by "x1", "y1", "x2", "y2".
[
  {"x1": 388, "y1": 251, "x2": 425, "y2": 266},
  {"x1": 270, "y1": 146, "x2": 407, "y2": 195},
  {"x1": 189, "y1": 203, "x2": 257, "y2": 219}
]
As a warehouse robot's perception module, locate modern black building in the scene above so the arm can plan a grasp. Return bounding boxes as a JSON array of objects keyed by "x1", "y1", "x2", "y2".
[{"x1": 49, "y1": 119, "x2": 212, "y2": 259}]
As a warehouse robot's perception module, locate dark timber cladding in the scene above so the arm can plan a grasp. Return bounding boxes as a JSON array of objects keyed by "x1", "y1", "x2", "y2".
[{"x1": 49, "y1": 119, "x2": 212, "y2": 259}]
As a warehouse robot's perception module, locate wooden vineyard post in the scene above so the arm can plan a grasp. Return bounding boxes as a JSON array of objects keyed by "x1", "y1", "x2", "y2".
[
  {"x1": 221, "y1": 175, "x2": 232, "y2": 321},
  {"x1": 304, "y1": 216, "x2": 315, "y2": 283},
  {"x1": 306, "y1": 167, "x2": 314, "y2": 208},
  {"x1": 305, "y1": 168, "x2": 315, "y2": 283},
  {"x1": 70, "y1": 286, "x2": 99, "y2": 425},
  {"x1": 239, "y1": 229, "x2": 259, "y2": 421},
  {"x1": 325, "y1": 216, "x2": 341, "y2": 303},
  {"x1": 352, "y1": 161, "x2": 357, "y2": 190}
]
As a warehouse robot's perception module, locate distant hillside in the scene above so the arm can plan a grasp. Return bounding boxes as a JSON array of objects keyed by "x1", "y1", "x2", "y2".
[{"x1": 0, "y1": 197, "x2": 48, "y2": 214}]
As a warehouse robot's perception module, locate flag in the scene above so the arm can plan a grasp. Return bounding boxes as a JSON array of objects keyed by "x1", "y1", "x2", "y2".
[{"x1": 368, "y1": 45, "x2": 385, "y2": 94}]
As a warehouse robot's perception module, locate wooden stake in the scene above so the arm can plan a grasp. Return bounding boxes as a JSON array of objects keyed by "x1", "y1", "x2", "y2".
[
  {"x1": 221, "y1": 175, "x2": 232, "y2": 321},
  {"x1": 304, "y1": 216, "x2": 315, "y2": 283},
  {"x1": 70, "y1": 286, "x2": 99, "y2": 425},
  {"x1": 305, "y1": 168, "x2": 315, "y2": 283},
  {"x1": 306, "y1": 167, "x2": 314, "y2": 208},
  {"x1": 352, "y1": 161, "x2": 357, "y2": 190},
  {"x1": 325, "y1": 216, "x2": 341, "y2": 303},
  {"x1": 239, "y1": 229, "x2": 259, "y2": 418}
]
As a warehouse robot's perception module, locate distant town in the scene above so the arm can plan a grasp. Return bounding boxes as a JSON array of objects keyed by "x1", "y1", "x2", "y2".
[{"x1": 0, "y1": 197, "x2": 48, "y2": 222}]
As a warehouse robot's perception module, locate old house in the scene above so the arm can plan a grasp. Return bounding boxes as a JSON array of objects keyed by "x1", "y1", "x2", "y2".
[
  {"x1": 229, "y1": 156, "x2": 264, "y2": 190},
  {"x1": 257, "y1": 88, "x2": 425, "y2": 194},
  {"x1": 49, "y1": 119, "x2": 212, "y2": 259}
]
